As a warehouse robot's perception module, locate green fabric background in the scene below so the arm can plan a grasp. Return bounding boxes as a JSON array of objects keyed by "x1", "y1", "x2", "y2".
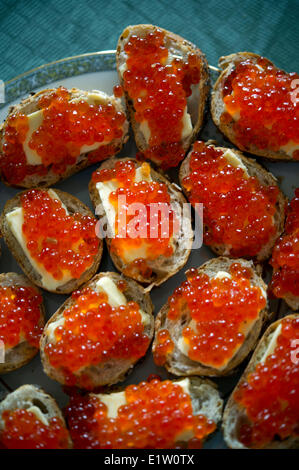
[{"x1": 0, "y1": 0, "x2": 298, "y2": 82}]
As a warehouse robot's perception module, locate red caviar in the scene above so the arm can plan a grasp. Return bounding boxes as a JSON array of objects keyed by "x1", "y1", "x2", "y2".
[
  {"x1": 0, "y1": 409, "x2": 70, "y2": 449},
  {"x1": 234, "y1": 317, "x2": 299, "y2": 448},
  {"x1": 0, "y1": 87, "x2": 126, "y2": 185},
  {"x1": 92, "y1": 159, "x2": 178, "y2": 279},
  {"x1": 65, "y1": 378, "x2": 216, "y2": 449},
  {"x1": 154, "y1": 264, "x2": 266, "y2": 368},
  {"x1": 0, "y1": 285, "x2": 43, "y2": 349},
  {"x1": 221, "y1": 57, "x2": 299, "y2": 156},
  {"x1": 270, "y1": 188, "x2": 299, "y2": 299},
  {"x1": 44, "y1": 285, "x2": 150, "y2": 388},
  {"x1": 182, "y1": 141, "x2": 279, "y2": 257},
  {"x1": 122, "y1": 29, "x2": 202, "y2": 168},
  {"x1": 21, "y1": 189, "x2": 99, "y2": 281}
]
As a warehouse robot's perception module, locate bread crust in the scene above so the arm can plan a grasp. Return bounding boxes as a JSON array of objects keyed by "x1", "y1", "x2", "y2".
[
  {"x1": 40, "y1": 272, "x2": 154, "y2": 389},
  {"x1": 89, "y1": 157, "x2": 193, "y2": 287},
  {"x1": 116, "y1": 24, "x2": 210, "y2": 165},
  {"x1": 179, "y1": 141, "x2": 287, "y2": 261},
  {"x1": 211, "y1": 52, "x2": 298, "y2": 161},
  {"x1": 153, "y1": 257, "x2": 271, "y2": 377},
  {"x1": 0, "y1": 384, "x2": 72, "y2": 448},
  {"x1": 0, "y1": 87, "x2": 129, "y2": 188},
  {"x1": 223, "y1": 314, "x2": 299, "y2": 449},
  {"x1": 0, "y1": 273, "x2": 45, "y2": 374},
  {"x1": 0, "y1": 189, "x2": 103, "y2": 294}
]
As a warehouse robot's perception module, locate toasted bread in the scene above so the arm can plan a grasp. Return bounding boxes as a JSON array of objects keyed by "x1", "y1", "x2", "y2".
[
  {"x1": 211, "y1": 52, "x2": 299, "y2": 161},
  {"x1": 179, "y1": 141, "x2": 286, "y2": 261},
  {"x1": 0, "y1": 384, "x2": 72, "y2": 448},
  {"x1": 116, "y1": 24, "x2": 210, "y2": 167},
  {"x1": 0, "y1": 189, "x2": 103, "y2": 294},
  {"x1": 0, "y1": 87, "x2": 129, "y2": 188},
  {"x1": 223, "y1": 314, "x2": 299, "y2": 449},
  {"x1": 40, "y1": 272, "x2": 154, "y2": 389},
  {"x1": 153, "y1": 257, "x2": 271, "y2": 377},
  {"x1": 0, "y1": 272, "x2": 45, "y2": 374}
]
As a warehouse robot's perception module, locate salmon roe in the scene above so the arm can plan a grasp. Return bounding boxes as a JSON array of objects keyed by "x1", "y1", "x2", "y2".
[
  {"x1": 0, "y1": 285, "x2": 43, "y2": 349},
  {"x1": 270, "y1": 188, "x2": 299, "y2": 299},
  {"x1": 0, "y1": 86, "x2": 126, "y2": 185},
  {"x1": 65, "y1": 378, "x2": 216, "y2": 449},
  {"x1": 154, "y1": 263, "x2": 266, "y2": 368},
  {"x1": 221, "y1": 57, "x2": 299, "y2": 157},
  {"x1": 92, "y1": 160, "x2": 178, "y2": 279},
  {"x1": 234, "y1": 317, "x2": 299, "y2": 448},
  {"x1": 0, "y1": 409, "x2": 70, "y2": 449},
  {"x1": 182, "y1": 141, "x2": 279, "y2": 257},
  {"x1": 44, "y1": 285, "x2": 150, "y2": 388},
  {"x1": 123, "y1": 29, "x2": 202, "y2": 168},
  {"x1": 21, "y1": 189, "x2": 99, "y2": 281}
]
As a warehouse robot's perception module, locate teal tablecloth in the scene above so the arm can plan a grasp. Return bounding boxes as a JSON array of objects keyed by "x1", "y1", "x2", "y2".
[{"x1": 0, "y1": 0, "x2": 299, "y2": 82}]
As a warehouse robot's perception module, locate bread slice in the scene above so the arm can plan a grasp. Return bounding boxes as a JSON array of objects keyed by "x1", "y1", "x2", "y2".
[
  {"x1": 0, "y1": 189, "x2": 103, "y2": 294},
  {"x1": 116, "y1": 24, "x2": 210, "y2": 167},
  {"x1": 153, "y1": 257, "x2": 271, "y2": 377},
  {"x1": 223, "y1": 314, "x2": 299, "y2": 449},
  {"x1": 40, "y1": 272, "x2": 154, "y2": 389},
  {"x1": 0, "y1": 272, "x2": 45, "y2": 374},
  {"x1": 0, "y1": 384, "x2": 72, "y2": 448},
  {"x1": 179, "y1": 141, "x2": 287, "y2": 261},
  {"x1": 211, "y1": 52, "x2": 298, "y2": 161},
  {"x1": 89, "y1": 157, "x2": 193, "y2": 287},
  {"x1": 0, "y1": 87, "x2": 129, "y2": 188},
  {"x1": 66, "y1": 377, "x2": 223, "y2": 448}
]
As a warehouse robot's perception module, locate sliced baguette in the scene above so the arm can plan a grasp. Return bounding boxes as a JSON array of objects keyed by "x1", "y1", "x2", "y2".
[
  {"x1": 0, "y1": 384, "x2": 72, "y2": 448},
  {"x1": 89, "y1": 157, "x2": 193, "y2": 287},
  {"x1": 0, "y1": 87, "x2": 129, "y2": 188},
  {"x1": 211, "y1": 52, "x2": 299, "y2": 161},
  {"x1": 179, "y1": 141, "x2": 287, "y2": 261},
  {"x1": 116, "y1": 24, "x2": 210, "y2": 167},
  {"x1": 0, "y1": 189, "x2": 103, "y2": 294},
  {"x1": 0, "y1": 273, "x2": 45, "y2": 374},
  {"x1": 40, "y1": 272, "x2": 154, "y2": 389},
  {"x1": 223, "y1": 314, "x2": 299, "y2": 449},
  {"x1": 66, "y1": 377, "x2": 223, "y2": 448},
  {"x1": 153, "y1": 257, "x2": 271, "y2": 377}
]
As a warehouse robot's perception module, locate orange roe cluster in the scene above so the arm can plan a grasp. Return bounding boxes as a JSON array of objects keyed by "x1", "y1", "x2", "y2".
[
  {"x1": 234, "y1": 317, "x2": 299, "y2": 448},
  {"x1": 221, "y1": 57, "x2": 299, "y2": 157},
  {"x1": 153, "y1": 329, "x2": 174, "y2": 366},
  {"x1": 123, "y1": 29, "x2": 202, "y2": 168},
  {"x1": 0, "y1": 285, "x2": 43, "y2": 349},
  {"x1": 21, "y1": 189, "x2": 99, "y2": 281},
  {"x1": 65, "y1": 378, "x2": 216, "y2": 449},
  {"x1": 92, "y1": 160, "x2": 178, "y2": 279},
  {"x1": 0, "y1": 86, "x2": 126, "y2": 185},
  {"x1": 182, "y1": 141, "x2": 279, "y2": 257},
  {"x1": 0, "y1": 409, "x2": 70, "y2": 449},
  {"x1": 270, "y1": 188, "x2": 299, "y2": 299},
  {"x1": 154, "y1": 263, "x2": 266, "y2": 368},
  {"x1": 44, "y1": 285, "x2": 150, "y2": 388}
]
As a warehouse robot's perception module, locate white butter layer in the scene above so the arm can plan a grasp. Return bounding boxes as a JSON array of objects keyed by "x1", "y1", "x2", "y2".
[
  {"x1": 6, "y1": 190, "x2": 73, "y2": 291},
  {"x1": 222, "y1": 149, "x2": 249, "y2": 176},
  {"x1": 27, "y1": 406, "x2": 49, "y2": 426},
  {"x1": 260, "y1": 324, "x2": 282, "y2": 364}
]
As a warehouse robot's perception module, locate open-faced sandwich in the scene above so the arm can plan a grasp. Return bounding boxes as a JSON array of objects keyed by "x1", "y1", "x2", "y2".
[
  {"x1": 0, "y1": 385, "x2": 72, "y2": 449},
  {"x1": 179, "y1": 141, "x2": 286, "y2": 260},
  {"x1": 89, "y1": 157, "x2": 193, "y2": 287},
  {"x1": 40, "y1": 272, "x2": 154, "y2": 389},
  {"x1": 211, "y1": 52, "x2": 299, "y2": 161},
  {"x1": 269, "y1": 188, "x2": 299, "y2": 310},
  {"x1": 0, "y1": 87, "x2": 129, "y2": 187},
  {"x1": 223, "y1": 314, "x2": 299, "y2": 449},
  {"x1": 116, "y1": 24, "x2": 209, "y2": 169},
  {"x1": 0, "y1": 188, "x2": 103, "y2": 294},
  {"x1": 153, "y1": 257, "x2": 270, "y2": 376},
  {"x1": 0, "y1": 273, "x2": 45, "y2": 374},
  {"x1": 65, "y1": 376, "x2": 223, "y2": 449}
]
